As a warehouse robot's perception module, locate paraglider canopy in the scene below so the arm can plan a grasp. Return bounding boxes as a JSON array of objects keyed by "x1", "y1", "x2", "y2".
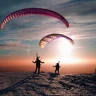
[
  {"x1": 39, "y1": 33, "x2": 75, "y2": 49},
  {"x1": 0, "y1": 8, "x2": 69, "y2": 29}
]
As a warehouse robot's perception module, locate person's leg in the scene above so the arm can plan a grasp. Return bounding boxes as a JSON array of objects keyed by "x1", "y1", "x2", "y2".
[
  {"x1": 34, "y1": 66, "x2": 37, "y2": 74},
  {"x1": 55, "y1": 69, "x2": 56, "y2": 74},
  {"x1": 38, "y1": 67, "x2": 40, "y2": 74},
  {"x1": 58, "y1": 69, "x2": 59, "y2": 74}
]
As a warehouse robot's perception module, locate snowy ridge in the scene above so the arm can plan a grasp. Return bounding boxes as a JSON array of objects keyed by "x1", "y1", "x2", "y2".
[{"x1": 0, "y1": 72, "x2": 96, "y2": 96}]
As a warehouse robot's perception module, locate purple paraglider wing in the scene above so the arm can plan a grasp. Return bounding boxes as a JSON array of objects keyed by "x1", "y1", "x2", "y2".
[
  {"x1": 0, "y1": 8, "x2": 69, "y2": 29},
  {"x1": 39, "y1": 33, "x2": 74, "y2": 49}
]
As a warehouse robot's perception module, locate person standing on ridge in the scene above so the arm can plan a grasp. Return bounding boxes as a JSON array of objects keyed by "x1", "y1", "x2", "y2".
[
  {"x1": 32, "y1": 53, "x2": 44, "y2": 74},
  {"x1": 53, "y1": 61, "x2": 60, "y2": 74}
]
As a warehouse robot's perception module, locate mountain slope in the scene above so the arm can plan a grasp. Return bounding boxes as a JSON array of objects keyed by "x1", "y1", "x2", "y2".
[{"x1": 0, "y1": 72, "x2": 96, "y2": 96}]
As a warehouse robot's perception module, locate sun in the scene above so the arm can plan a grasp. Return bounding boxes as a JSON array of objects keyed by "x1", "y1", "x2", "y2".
[
  {"x1": 49, "y1": 38, "x2": 75, "y2": 64},
  {"x1": 57, "y1": 38, "x2": 74, "y2": 56},
  {"x1": 55, "y1": 38, "x2": 75, "y2": 64}
]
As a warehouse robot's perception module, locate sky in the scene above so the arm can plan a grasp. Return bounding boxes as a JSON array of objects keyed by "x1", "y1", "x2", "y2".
[{"x1": 0, "y1": 0, "x2": 96, "y2": 74}]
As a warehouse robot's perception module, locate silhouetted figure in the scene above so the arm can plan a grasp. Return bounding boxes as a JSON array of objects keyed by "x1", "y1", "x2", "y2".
[
  {"x1": 53, "y1": 61, "x2": 60, "y2": 74},
  {"x1": 32, "y1": 53, "x2": 44, "y2": 74}
]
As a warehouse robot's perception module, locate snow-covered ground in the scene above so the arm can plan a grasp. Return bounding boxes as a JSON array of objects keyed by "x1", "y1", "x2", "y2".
[{"x1": 0, "y1": 72, "x2": 96, "y2": 96}]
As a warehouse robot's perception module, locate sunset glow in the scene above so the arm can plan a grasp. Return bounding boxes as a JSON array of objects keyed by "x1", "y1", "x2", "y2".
[{"x1": 58, "y1": 38, "x2": 74, "y2": 56}]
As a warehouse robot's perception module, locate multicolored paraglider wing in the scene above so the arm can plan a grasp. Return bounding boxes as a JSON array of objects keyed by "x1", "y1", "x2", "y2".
[
  {"x1": 39, "y1": 33, "x2": 74, "y2": 49},
  {"x1": 0, "y1": 8, "x2": 69, "y2": 29}
]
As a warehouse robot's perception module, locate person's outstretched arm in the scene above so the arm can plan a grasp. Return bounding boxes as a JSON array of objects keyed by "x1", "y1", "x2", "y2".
[
  {"x1": 32, "y1": 61, "x2": 36, "y2": 63},
  {"x1": 53, "y1": 65, "x2": 56, "y2": 67},
  {"x1": 40, "y1": 61, "x2": 44, "y2": 63}
]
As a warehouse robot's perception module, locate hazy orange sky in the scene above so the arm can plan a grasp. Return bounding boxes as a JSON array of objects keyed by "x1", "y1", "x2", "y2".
[
  {"x1": 0, "y1": 0, "x2": 96, "y2": 74},
  {"x1": 0, "y1": 55, "x2": 96, "y2": 74}
]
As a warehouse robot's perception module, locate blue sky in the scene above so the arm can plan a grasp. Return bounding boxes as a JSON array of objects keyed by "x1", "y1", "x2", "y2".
[{"x1": 0, "y1": 0, "x2": 96, "y2": 67}]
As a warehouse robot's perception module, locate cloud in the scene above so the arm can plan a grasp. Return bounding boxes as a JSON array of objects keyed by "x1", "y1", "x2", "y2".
[
  {"x1": 0, "y1": 40, "x2": 35, "y2": 50},
  {"x1": 0, "y1": 0, "x2": 96, "y2": 41},
  {"x1": 53, "y1": 0, "x2": 96, "y2": 15},
  {"x1": 0, "y1": 0, "x2": 96, "y2": 57}
]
